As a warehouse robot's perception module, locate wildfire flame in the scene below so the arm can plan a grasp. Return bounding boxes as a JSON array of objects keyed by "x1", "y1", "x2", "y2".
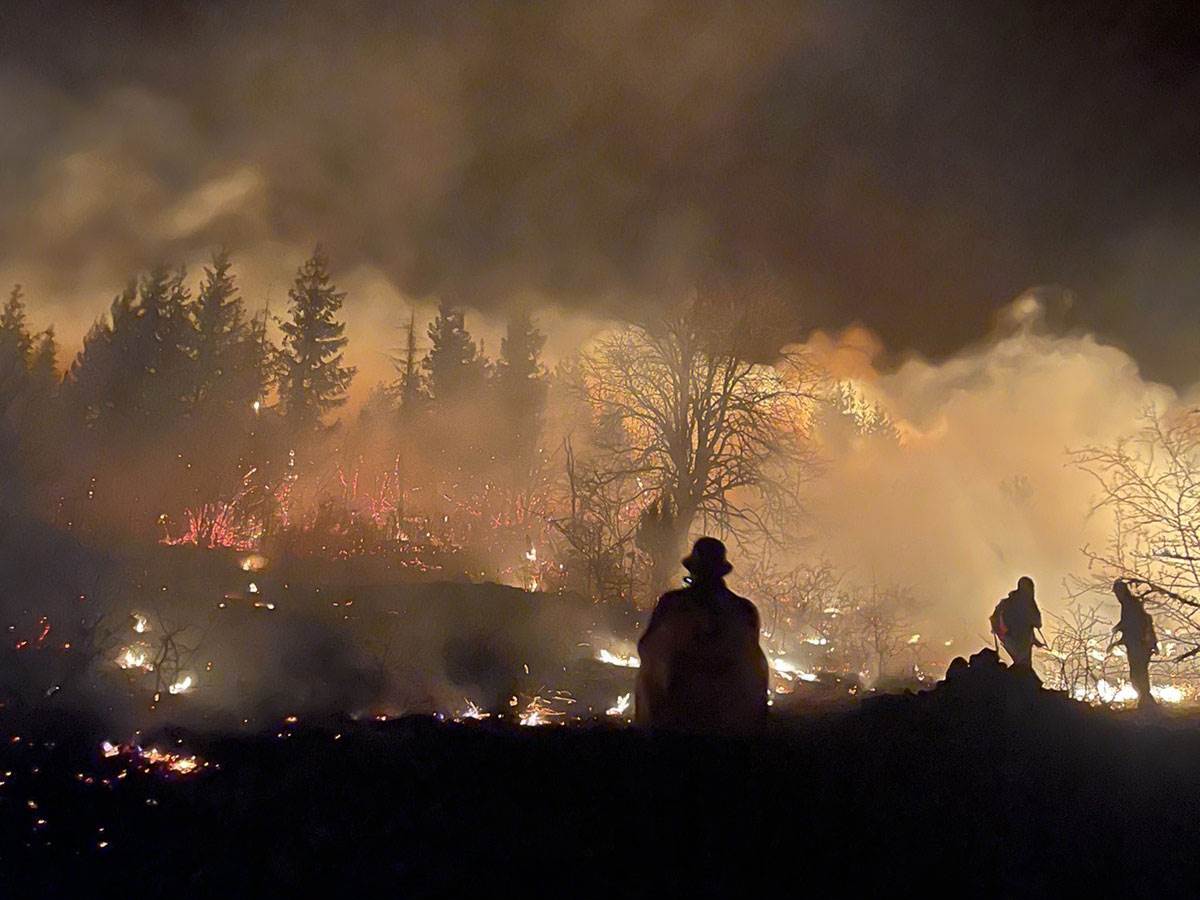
[
  {"x1": 1070, "y1": 679, "x2": 1188, "y2": 706},
  {"x1": 100, "y1": 741, "x2": 205, "y2": 776},
  {"x1": 116, "y1": 644, "x2": 153, "y2": 672},
  {"x1": 606, "y1": 693, "x2": 632, "y2": 717},
  {"x1": 518, "y1": 696, "x2": 561, "y2": 727},
  {"x1": 596, "y1": 648, "x2": 640, "y2": 668},
  {"x1": 771, "y1": 657, "x2": 819, "y2": 682},
  {"x1": 239, "y1": 553, "x2": 268, "y2": 572},
  {"x1": 457, "y1": 699, "x2": 490, "y2": 721},
  {"x1": 139, "y1": 747, "x2": 201, "y2": 775}
]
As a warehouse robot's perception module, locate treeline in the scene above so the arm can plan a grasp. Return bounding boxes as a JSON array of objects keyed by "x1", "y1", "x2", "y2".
[
  {"x1": 0, "y1": 247, "x2": 551, "y2": 554},
  {"x1": 2, "y1": 251, "x2": 903, "y2": 612}
]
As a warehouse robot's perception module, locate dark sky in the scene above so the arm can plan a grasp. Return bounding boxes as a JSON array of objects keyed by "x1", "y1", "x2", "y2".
[{"x1": 2, "y1": 0, "x2": 1198, "y2": 382}]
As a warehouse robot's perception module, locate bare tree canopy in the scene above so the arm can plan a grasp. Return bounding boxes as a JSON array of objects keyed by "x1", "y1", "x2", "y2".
[
  {"x1": 579, "y1": 291, "x2": 820, "y2": 589},
  {"x1": 1073, "y1": 409, "x2": 1200, "y2": 666}
]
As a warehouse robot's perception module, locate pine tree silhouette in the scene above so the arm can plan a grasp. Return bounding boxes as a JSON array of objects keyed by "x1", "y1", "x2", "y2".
[
  {"x1": 0, "y1": 285, "x2": 32, "y2": 407},
  {"x1": 496, "y1": 308, "x2": 547, "y2": 474},
  {"x1": 423, "y1": 298, "x2": 484, "y2": 402},
  {"x1": 277, "y1": 248, "x2": 356, "y2": 431},
  {"x1": 190, "y1": 250, "x2": 245, "y2": 410},
  {"x1": 390, "y1": 310, "x2": 426, "y2": 416}
]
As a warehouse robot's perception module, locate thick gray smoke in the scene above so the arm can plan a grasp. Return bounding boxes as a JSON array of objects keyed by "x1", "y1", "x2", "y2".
[{"x1": 2, "y1": 2, "x2": 1199, "y2": 383}]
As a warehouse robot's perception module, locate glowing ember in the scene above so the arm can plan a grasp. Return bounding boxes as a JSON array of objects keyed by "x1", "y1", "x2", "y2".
[
  {"x1": 131, "y1": 613, "x2": 149, "y2": 634},
  {"x1": 239, "y1": 553, "x2": 268, "y2": 572},
  {"x1": 457, "y1": 699, "x2": 490, "y2": 721},
  {"x1": 99, "y1": 741, "x2": 205, "y2": 776},
  {"x1": 160, "y1": 468, "x2": 265, "y2": 551},
  {"x1": 518, "y1": 696, "x2": 561, "y2": 727},
  {"x1": 606, "y1": 693, "x2": 632, "y2": 717},
  {"x1": 140, "y1": 747, "x2": 201, "y2": 775},
  {"x1": 596, "y1": 648, "x2": 640, "y2": 668},
  {"x1": 115, "y1": 644, "x2": 153, "y2": 672},
  {"x1": 168, "y1": 675, "x2": 194, "y2": 695}
]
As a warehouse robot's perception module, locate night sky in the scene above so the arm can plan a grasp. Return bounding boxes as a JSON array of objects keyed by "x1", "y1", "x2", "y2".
[{"x1": 2, "y1": 0, "x2": 1198, "y2": 382}]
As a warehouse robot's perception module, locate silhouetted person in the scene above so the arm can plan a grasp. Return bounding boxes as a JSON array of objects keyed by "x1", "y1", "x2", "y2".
[
  {"x1": 1108, "y1": 579, "x2": 1158, "y2": 708},
  {"x1": 635, "y1": 537, "x2": 769, "y2": 733},
  {"x1": 990, "y1": 576, "x2": 1044, "y2": 669}
]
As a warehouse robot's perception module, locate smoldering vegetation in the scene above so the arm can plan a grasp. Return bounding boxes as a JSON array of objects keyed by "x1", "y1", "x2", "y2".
[
  {"x1": 4, "y1": 243, "x2": 1200, "y2": 734},
  {"x1": 4, "y1": 659, "x2": 1200, "y2": 895},
  {"x1": 0, "y1": 535, "x2": 641, "y2": 739}
]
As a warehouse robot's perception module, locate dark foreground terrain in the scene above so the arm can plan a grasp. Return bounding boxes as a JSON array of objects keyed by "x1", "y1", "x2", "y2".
[{"x1": 1, "y1": 652, "x2": 1197, "y2": 898}]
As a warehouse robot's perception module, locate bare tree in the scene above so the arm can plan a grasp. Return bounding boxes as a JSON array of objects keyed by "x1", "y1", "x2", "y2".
[
  {"x1": 580, "y1": 290, "x2": 820, "y2": 590},
  {"x1": 1073, "y1": 408, "x2": 1200, "y2": 671},
  {"x1": 845, "y1": 583, "x2": 917, "y2": 686},
  {"x1": 1040, "y1": 605, "x2": 1125, "y2": 704},
  {"x1": 741, "y1": 555, "x2": 840, "y2": 652},
  {"x1": 548, "y1": 436, "x2": 642, "y2": 601}
]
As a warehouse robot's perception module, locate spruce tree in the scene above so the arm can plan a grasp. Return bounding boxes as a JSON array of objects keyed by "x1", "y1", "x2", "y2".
[
  {"x1": 66, "y1": 267, "x2": 194, "y2": 432},
  {"x1": 495, "y1": 308, "x2": 548, "y2": 469},
  {"x1": 239, "y1": 308, "x2": 274, "y2": 414},
  {"x1": 133, "y1": 266, "x2": 195, "y2": 423},
  {"x1": 390, "y1": 311, "x2": 425, "y2": 416},
  {"x1": 29, "y1": 328, "x2": 58, "y2": 395},
  {"x1": 68, "y1": 286, "x2": 138, "y2": 429},
  {"x1": 423, "y1": 299, "x2": 484, "y2": 402},
  {"x1": 0, "y1": 285, "x2": 32, "y2": 361},
  {"x1": 277, "y1": 248, "x2": 356, "y2": 431},
  {"x1": 0, "y1": 286, "x2": 31, "y2": 512},
  {"x1": 0, "y1": 285, "x2": 32, "y2": 405},
  {"x1": 190, "y1": 249, "x2": 246, "y2": 413}
]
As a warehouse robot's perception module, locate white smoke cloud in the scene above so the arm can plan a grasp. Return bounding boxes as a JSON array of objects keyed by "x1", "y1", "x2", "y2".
[{"x1": 801, "y1": 294, "x2": 1179, "y2": 644}]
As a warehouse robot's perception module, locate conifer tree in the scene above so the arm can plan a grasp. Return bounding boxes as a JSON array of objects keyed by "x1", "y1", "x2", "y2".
[
  {"x1": 0, "y1": 285, "x2": 32, "y2": 406},
  {"x1": 495, "y1": 308, "x2": 548, "y2": 468},
  {"x1": 390, "y1": 311, "x2": 425, "y2": 416},
  {"x1": 28, "y1": 327, "x2": 58, "y2": 395},
  {"x1": 66, "y1": 286, "x2": 134, "y2": 429},
  {"x1": 190, "y1": 249, "x2": 246, "y2": 412},
  {"x1": 240, "y1": 308, "x2": 274, "y2": 412},
  {"x1": 66, "y1": 267, "x2": 195, "y2": 432},
  {"x1": 0, "y1": 293, "x2": 61, "y2": 510},
  {"x1": 132, "y1": 266, "x2": 195, "y2": 423},
  {"x1": 0, "y1": 285, "x2": 32, "y2": 362},
  {"x1": 276, "y1": 248, "x2": 356, "y2": 431},
  {"x1": 423, "y1": 299, "x2": 484, "y2": 402}
]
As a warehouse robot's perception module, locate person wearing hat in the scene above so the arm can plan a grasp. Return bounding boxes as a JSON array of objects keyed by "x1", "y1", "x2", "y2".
[{"x1": 635, "y1": 537, "x2": 769, "y2": 732}]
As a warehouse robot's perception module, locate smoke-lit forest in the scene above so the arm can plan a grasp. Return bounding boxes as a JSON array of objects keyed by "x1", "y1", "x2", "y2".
[
  {"x1": 5, "y1": 247, "x2": 1200, "y2": 734},
  {"x1": 5, "y1": 1, "x2": 1200, "y2": 894},
  {"x1": 0, "y1": 248, "x2": 895, "y2": 722}
]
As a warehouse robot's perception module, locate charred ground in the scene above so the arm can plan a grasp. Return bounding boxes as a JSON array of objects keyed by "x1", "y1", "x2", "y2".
[{"x1": 2, "y1": 654, "x2": 1197, "y2": 897}]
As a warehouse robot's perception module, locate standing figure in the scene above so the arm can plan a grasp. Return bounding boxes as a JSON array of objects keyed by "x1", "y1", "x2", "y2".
[
  {"x1": 1109, "y1": 579, "x2": 1158, "y2": 708},
  {"x1": 990, "y1": 576, "x2": 1044, "y2": 669},
  {"x1": 635, "y1": 537, "x2": 769, "y2": 733}
]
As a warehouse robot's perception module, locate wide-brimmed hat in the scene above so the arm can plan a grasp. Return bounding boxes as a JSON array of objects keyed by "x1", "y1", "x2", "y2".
[{"x1": 682, "y1": 537, "x2": 732, "y2": 578}]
